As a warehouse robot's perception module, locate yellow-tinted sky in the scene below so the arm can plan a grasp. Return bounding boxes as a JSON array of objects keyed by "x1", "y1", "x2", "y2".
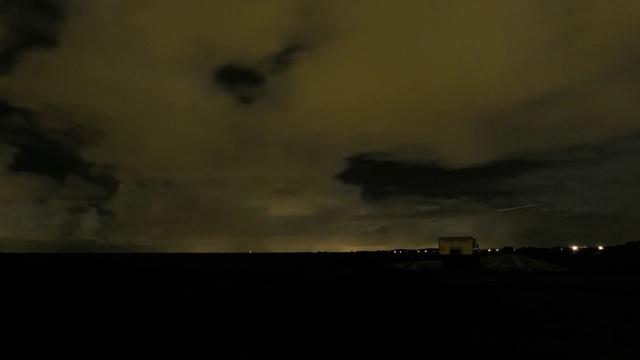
[{"x1": 1, "y1": 0, "x2": 640, "y2": 251}]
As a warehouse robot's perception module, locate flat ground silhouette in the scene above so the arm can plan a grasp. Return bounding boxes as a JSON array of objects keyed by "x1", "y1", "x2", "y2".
[{"x1": 2, "y1": 249, "x2": 639, "y2": 359}]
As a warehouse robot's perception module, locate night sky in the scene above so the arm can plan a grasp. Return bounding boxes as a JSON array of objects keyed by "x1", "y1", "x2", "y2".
[{"x1": 1, "y1": 1, "x2": 640, "y2": 252}]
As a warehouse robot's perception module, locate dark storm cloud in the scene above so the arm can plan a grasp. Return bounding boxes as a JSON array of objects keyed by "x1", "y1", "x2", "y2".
[
  {"x1": 0, "y1": 98, "x2": 120, "y2": 246},
  {"x1": 0, "y1": 99, "x2": 118, "y2": 199},
  {"x1": 213, "y1": 43, "x2": 305, "y2": 105},
  {"x1": 0, "y1": 0, "x2": 66, "y2": 75},
  {"x1": 336, "y1": 153, "x2": 544, "y2": 201},
  {"x1": 336, "y1": 135, "x2": 631, "y2": 205},
  {"x1": 213, "y1": 64, "x2": 265, "y2": 105}
]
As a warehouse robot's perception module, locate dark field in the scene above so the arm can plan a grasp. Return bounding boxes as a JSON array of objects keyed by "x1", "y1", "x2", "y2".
[{"x1": 2, "y1": 248, "x2": 639, "y2": 359}]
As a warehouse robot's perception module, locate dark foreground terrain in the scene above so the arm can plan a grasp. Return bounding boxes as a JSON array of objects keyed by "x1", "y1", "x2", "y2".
[{"x1": 2, "y1": 248, "x2": 639, "y2": 359}]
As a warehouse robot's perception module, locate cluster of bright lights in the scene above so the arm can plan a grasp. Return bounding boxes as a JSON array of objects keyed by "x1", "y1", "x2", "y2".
[{"x1": 569, "y1": 245, "x2": 605, "y2": 252}]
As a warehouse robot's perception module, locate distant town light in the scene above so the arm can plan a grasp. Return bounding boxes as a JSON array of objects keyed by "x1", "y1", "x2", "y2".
[
  {"x1": 488, "y1": 249, "x2": 491, "y2": 252},
  {"x1": 571, "y1": 246, "x2": 578, "y2": 251},
  {"x1": 496, "y1": 249, "x2": 499, "y2": 252},
  {"x1": 598, "y1": 246, "x2": 604, "y2": 251}
]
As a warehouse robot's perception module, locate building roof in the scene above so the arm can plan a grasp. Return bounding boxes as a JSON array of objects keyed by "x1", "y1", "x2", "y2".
[{"x1": 438, "y1": 237, "x2": 476, "y2": 241}]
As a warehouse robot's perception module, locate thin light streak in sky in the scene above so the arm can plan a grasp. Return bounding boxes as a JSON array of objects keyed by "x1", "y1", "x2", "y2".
[{"x1": 497, "y1": 204, "x2": 536, "y2": 212}]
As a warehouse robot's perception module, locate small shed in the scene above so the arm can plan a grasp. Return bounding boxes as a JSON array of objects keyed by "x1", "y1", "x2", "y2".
[{"x1": 438, "y1": 237, "x2": 479, "y2": 255}]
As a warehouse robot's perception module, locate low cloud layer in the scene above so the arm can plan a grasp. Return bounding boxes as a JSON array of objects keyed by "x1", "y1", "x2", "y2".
[
  {"x1": 213, "y1": 43, "x2": 305, "y2": 105},
  {"x1": 0, "y1": 0, "x2": 66, "y2": 74},
  {"x1": 1, "y1": 1, "x2": 640, "y2": 251}
]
